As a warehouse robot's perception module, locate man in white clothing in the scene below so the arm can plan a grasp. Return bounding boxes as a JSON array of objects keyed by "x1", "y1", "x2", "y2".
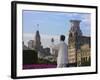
[{"x1": 51, "y1": 35, "x2": 68, "y2": 68}]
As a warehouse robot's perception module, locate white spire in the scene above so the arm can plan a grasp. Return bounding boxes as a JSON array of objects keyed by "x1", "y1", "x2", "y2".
[{"x1": 37, "y1": 24, "x2": 39, "y2": 31}]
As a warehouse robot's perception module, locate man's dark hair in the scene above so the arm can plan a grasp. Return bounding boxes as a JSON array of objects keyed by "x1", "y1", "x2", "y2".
[{"x1": 60, "y1": 35, "x2": 65, "y2": 41}]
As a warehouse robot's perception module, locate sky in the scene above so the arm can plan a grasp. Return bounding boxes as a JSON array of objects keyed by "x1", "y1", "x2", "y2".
[{"x1": 22, "y1": 10, "x2": 91, "y2": 48}]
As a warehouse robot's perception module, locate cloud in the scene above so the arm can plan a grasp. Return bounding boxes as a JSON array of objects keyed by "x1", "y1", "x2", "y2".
[
  {"x1": 66, "y1": 13, "x2": 91, "y2": 24},
  {"x1": 81, "y1": 14, "x2": 91, "y2": 26}
]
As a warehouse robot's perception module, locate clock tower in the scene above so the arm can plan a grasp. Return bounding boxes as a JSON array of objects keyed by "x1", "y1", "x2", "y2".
[{"x1": 68, "y1": 20, "x2": 82, "y2": 66}]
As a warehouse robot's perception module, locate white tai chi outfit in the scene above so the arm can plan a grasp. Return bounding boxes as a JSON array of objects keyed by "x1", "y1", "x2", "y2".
[{"x1": 51, "y1": 41, "x2": 68, "y2": 68}]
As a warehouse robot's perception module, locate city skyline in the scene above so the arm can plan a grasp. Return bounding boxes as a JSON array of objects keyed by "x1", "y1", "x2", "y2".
[{"x1": 23, "y1": 10, "x2": 91, "y2": 48}]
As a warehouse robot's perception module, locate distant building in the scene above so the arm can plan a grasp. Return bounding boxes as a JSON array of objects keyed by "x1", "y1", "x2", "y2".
[
  {"x1": 50, "y1": 38, "x2": 58, "y2": 62},
  {"x1": 28, "y1": 40, "x2": 35, "y2": 49},
  {"x1": 34, "y1": 30, "x2": 41, "y2": 51},
  {"x1": 23, "y1": 41, "x2": 29, "y2": 50},
  {"x1": 27, "y1": 30, "x2": 51, "y2": 59},
  {"x1": 68, "y1": 20, "x2": 91, "y2": 66}
]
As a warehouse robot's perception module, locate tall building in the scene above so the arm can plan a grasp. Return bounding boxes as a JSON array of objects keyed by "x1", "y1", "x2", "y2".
[
  {"x1": 34, "y1": 30, "x2": 51, "y2": 59},
  {"x1": 34, "y1": 30, "x2": 41, "y2": 51},
  {"x1": 68, "y1": 20, "x2": 91, "y2": 67}
]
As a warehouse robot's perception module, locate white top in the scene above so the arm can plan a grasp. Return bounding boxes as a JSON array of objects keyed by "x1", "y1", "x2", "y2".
[{"x1": 51, "y1": 41, "x2": 68, "y2": 65}]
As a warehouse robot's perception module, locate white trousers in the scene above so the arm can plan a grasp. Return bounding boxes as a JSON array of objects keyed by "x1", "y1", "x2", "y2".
[{"x1": 57, "y1": 64, "x2": 67, "y2": 68}]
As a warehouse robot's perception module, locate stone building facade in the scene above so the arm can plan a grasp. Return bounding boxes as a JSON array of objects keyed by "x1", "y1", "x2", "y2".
[{"x1": 68, "y1": 20, "x2": 91, "y2": 67}]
